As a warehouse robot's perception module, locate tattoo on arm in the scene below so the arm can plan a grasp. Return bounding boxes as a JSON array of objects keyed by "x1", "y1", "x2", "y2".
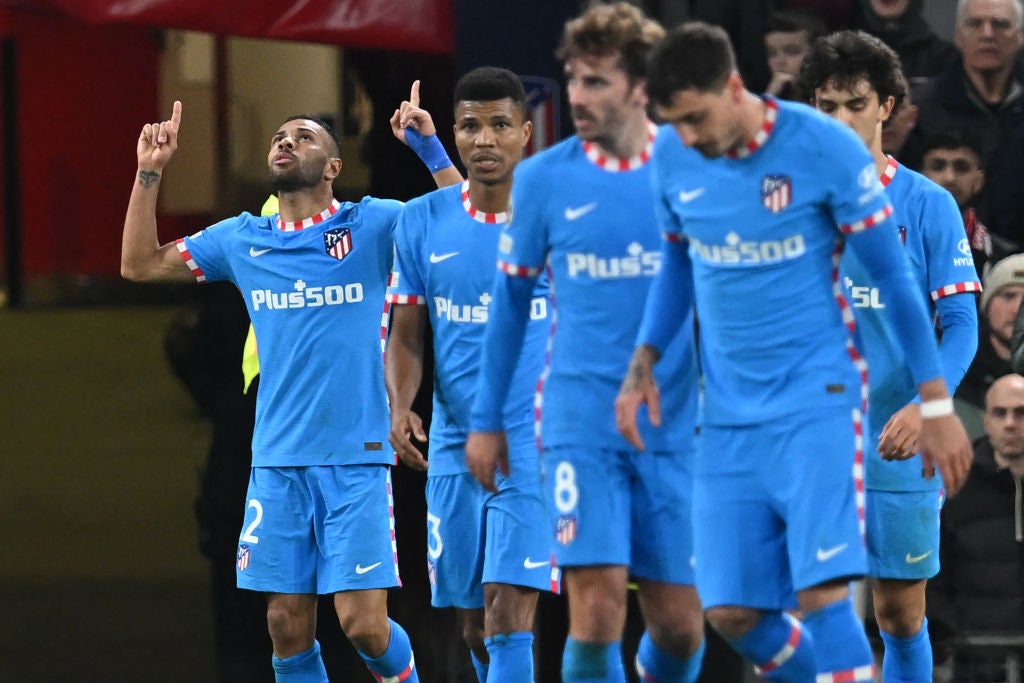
[{"x1": 138, "y1": 170, "x2": 160, "y2": 188}]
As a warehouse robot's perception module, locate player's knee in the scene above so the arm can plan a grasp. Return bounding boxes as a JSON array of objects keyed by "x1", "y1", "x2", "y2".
[
  {"x1": 265, "y1": 602, "x2": 314, "y2": 653},
  {"x1": 484, "y1": 584, "x2": 538, "y2": 635},
  {"x1": 336, "y1": 607, "x2": 390, "y2": 655},
  {"x1": 461, "y1": 620, "x2": 487, "y2": 658},
  {"x1": 873, "y1": 591, "x2": 926, "y2": 636},
  {"x1": 706, "y1": 606, "x2": 761, "y2": 641}
]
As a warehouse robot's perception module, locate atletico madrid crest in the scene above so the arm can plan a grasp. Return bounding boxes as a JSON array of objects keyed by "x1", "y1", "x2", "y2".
[
  {"x1": 324, "y1": 227, "x2": 353, "y2": 261},
  {"x1": 555, "y1": 515, "x2": 577, "y2": 545},
  {"x1": 236, "y1": 544, "x2": 251, "y2": 571},
  {"x1": 761, "y1": 175, "x2": 792, "y2": 213}
]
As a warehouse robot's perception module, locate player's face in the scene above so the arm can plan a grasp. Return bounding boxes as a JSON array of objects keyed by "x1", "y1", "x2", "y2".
[
  {"x1": 565, "y1": 53, "x2": 647, "y2": 145},
  {"x1": 655, "y1": 76, "x2": 745, "y2": 159},
  {"x1": 765, "y1": 30, "x2": 811, "y2": 78},
  {"x1": 986, "y1": 284, "x2": 1024, "y2": 345},
  {"x1": 921, "y1": 147, "x2": 984, "y2": 208},
  {"x1": 955, "y1": 0, "x2": 1024, "y2": 73},
  {"x1": 868, "y1": 0, "x2": 911, "y2": 20},
  {"x1": 813, "y1": 78, "x2": 893, "y2": 150},
  {"x1": 267, "y1": 119, "x2": 340, "y2": 192},
  {"x1": 453, "y1": 98, "x2": 532, "y2": 186},
  {"x1": 984, "y1": 379, "x2": 1024, "y2": 459}
]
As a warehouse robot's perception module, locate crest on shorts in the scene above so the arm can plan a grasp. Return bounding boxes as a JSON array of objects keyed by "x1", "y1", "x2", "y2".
[
  {"x1": 761, "y1": 175, "x2": 792, "y2": 213},
  {"x1": 324, "y1": 227, "x2": 353, "y2": 261},
  {"x1": 555, "y1": 515, "x2": 577, "y2": 545},
  {"x1": 236, "y1": 544, "x2": 251, "y2": 571}
]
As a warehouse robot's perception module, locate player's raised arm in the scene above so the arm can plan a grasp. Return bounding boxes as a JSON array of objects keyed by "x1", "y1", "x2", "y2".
[
  {"x1": 389, "y1": 79, "x2": 462, "y2": 189},
  {"x1": 121, "y1": 100, "x2": 193, "y2": 283}
]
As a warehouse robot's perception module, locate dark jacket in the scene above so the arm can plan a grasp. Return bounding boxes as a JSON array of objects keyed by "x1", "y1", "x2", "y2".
[
  {"x1": 956, "y1": 328, "x2": 1012, "y2": 411},
  {"x1": 853, "y1": 0, "x2": 958, "y2": 81},
  {"x1": 911, "y1": 57, "x2": 1024, "y2": 246},
  {"x1": 928, "y1": 437, "x2": 1024, "y2": 640}
]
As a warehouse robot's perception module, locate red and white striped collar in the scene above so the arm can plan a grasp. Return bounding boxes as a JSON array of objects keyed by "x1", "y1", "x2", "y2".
[
  {"x1": 461, "y1": 181, "x2": 509, "y2": 224},
  {"x1": 726, "y1": 97, "x2": 779, "y2": 159},
  {"x1": 276, "y1": 199, "x2": 341, "y2": 231},
  {"x1": 582, "y1": 121, "x2": 658, "y2": 172},
  {"x1": 879, "y1": 155, "x2": 898, "y2": 187}
]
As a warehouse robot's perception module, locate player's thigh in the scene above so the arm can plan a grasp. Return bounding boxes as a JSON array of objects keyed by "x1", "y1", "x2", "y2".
[
  {"x1": 543, "y1": 445, "x2": 631, "y2": 568},
  {"x1": 630, "y1": 448, "x2": 695, "y2": 585},
  {"x1": 236, "y1": 466, "x2": 318, "y2": 594},
  {"x1": 693, "y1": 425, "x2": 794, "y2": 611},
  {"x1": 313, "y1": 465, "x2": 401, "y2": 595},
  {"x1": 865, "y1": 488, "x2": 942, "y2": 580},
  {"x1": 778, "y1": 408, "x2": 868, "y2": 592},
  {"x1": 426, "y1": 472, "x2": 487, "y2": 609},
  {"x1": 483, "y1": 448, "x2": 554, "y2": 595}
]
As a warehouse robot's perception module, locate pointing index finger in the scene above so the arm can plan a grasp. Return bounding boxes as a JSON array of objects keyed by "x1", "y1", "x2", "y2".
[
  {"x1": 170, "y1": 100, "x2": 182, "y2": 130},
  {"x1": 409, "y1": 80, "x2": 420, "y2": 108}
]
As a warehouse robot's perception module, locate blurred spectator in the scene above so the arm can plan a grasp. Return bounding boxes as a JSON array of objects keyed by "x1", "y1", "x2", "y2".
[
  {"x1": 912, "y1": 0, "x2": 1024, "y2": 248},
  {"x1": 882, "y1": 85, "x2": 920, "y2": 158},
  {"x1": 764, "y1": 8, "x2": 827, "y2": 99},
  {"x1": 690, "y1": 0, "x2": 774, "y2": 90},
  {"x1": 853, "y1": 0, "x2": 958, "y2": 87},
  {"x1": 956, "y1": 254, "x2": 1024, "y2": 437},
  {"x1": 928, "y1": 372, "x2": 1024, "y2": 683},
  {"x1": 918, "y1": 127, "x2": 1009, "y2": 274},
  {"x1": 780, "y1": 0, "x2": 859, "y2": 30}
]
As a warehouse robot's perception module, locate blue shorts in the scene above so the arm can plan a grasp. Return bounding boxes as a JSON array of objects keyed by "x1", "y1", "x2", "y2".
[
  {"x1": 866, "y1": 488, "x2": 943, "y2": 580},
  {"x1": 542, "y1": 445, "x2": 695, "y2": 585},
  {"x1": 694, "y1": 408, "x2": 867, "y2": 610},
  {"x1": 236, "y1": 465, "x2": 400, "y2": 595},
  {"x1": 425, "y1": 453, "x2": 554, "y2": 609}
]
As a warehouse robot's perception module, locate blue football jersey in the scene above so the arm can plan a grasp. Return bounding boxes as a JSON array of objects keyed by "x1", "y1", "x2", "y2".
[
  {"x1": 652, "y1": 99, "x2": 894, "y2": 426},
  {"x1": 388, "y1": 182, "x2": 550, "y2": 476},
  {"x1": 843, "y1": 158, "x2": 981, "y2": 491},
  {"x1": 491, "y1": 128, "x2": 700, "y2": 451},
  {"x1": 179, "y1": 197, "x2": 400, "y2": 467}
]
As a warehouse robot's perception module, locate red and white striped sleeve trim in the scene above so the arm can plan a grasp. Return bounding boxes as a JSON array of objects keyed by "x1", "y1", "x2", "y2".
[
  {"x1": 385, "y1": 293, "x2": 426, "y2": 305},
  {"x1": 840, "y1": 205, "x2": 893, "y2": 234},
  {"x1": 497, "y1": 259, "x2": 544, "y2": 277},
  {"x1": 175, "y1": 238, "x2": 206, "y2": 283},
  {"x1": 931, "y1": 281, "x2": 982, "y2": 301}
]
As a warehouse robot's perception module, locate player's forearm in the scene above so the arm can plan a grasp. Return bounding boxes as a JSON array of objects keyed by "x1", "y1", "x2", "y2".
[
  {"x1": 847, "y1": 225, "x2": 944, "y2": 390},
  {"x1": 934, "y1": 294, "x2": 979, "y2": 397},
  {"x1": 469, "y1": 275, "x2": 535, "y2": 432},
  {"x1": 121, "y1": 169, "x2": 186, "y2": 283},
  {"x1": 431, "y1": 165, "x2": 463, "y2": 190},
  {"x1": 636, "y1": 237, "x2": 694, "y2": 354},
  {"x1": 385, "y1": 306, "x2": 426, "y2": 411}
]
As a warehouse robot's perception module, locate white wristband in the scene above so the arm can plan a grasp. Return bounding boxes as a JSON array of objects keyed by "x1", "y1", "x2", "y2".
[{"x1": 919, "y1": 397, "x2": 955, "y2": 419}]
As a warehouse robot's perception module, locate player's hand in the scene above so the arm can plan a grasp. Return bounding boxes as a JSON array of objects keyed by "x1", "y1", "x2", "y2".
[
  {"x1": 466, "y1": 430, "x2": 509, "y2": 493},
  {"x1": 389, "y1": 80, "x2": 438, "y2": 146},
  {"x1": 389, "y1": 409, "x2": 429, "y2": 471},
  {"x1": 615, "y1": 344, "x2": 662, "y2": 451},
  {"x1": 137, "y1": 100, "x2": 181, "y2": 171},
  {"x1": 878, "y1": 403, "x2": 921, "y2": 461},
  {"x1": 918, "y1": 412, "x2": 972, "y2": 495},
  {"x1": 766, "y1": 72, "x2": 796, "y2": 97}
]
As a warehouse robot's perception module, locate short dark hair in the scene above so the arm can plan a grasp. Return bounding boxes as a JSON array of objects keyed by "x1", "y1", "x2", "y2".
[
  {"x1": 646, "y1": 22, "x2": 735, "y2": 107},
  {"x1": 281, "y1": 114, "x2": 342, "y2": 158},
  {"x1": 920, "y1": 127, "x2": 985, "y2": 162},
  {"x1": 453, "y1": 66, "x2": 527, "y2": 115},
  {"x1": 765, "y1": 8, "x2": 827, "y2": 41},
  {"x1": 797, "y1": 30, "x2": 907, "y2": 119},
  {"x1": 556, "y1": 2, "x2": 665, "y2": 82}
]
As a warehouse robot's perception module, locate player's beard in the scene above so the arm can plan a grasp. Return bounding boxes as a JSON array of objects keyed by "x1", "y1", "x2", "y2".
[{"x1": 269, "y1": 164, "x2": 322, "y2": 193}]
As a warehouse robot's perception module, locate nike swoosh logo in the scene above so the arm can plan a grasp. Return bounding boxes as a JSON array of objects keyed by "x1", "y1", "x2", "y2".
[
  {"x1": 905, "y1": 551, "x2": 933, "y2": 564},
  {"x1": 249, "y1": 247, "x2": 272, "y2": 257},
  {"x1": 429, "y1": 251, "x2": 459, "y2": 264},
  {"x1": 355, "y1": 561, "x2": 382, "y2": 575},
  {"x1": 816, "y1": 543, "x2": 849, "y2": 562},
  {"x1": 523, "y1": 558, "x2": 548, "y2": 569},
  {"x1": 678, "y1": 188, "x2": 706, "y2": 203},
  {"x1": 564, "y1": 202, "x2": 598, "y2": 221}
]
